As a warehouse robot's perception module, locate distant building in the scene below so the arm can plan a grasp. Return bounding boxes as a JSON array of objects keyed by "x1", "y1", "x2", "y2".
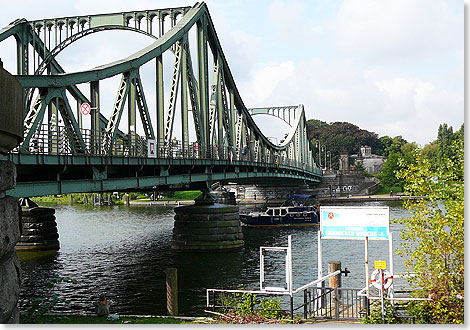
[
  {"x1": 356, "y1": 145, "x2": 385, "y2": 173},
  {"x1": 338, "y1": 149, "x2": 349, "y2": 171}
]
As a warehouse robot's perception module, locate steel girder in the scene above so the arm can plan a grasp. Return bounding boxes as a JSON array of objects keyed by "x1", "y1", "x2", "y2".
[{"x1": 1, "y1": 2, "x2": 322, "y2": 196}]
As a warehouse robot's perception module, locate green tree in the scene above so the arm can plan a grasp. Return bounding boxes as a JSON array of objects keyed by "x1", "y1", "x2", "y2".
[
  {"x1": 378, "y1": 136, "x2": 393, "y2": 156},
  {"x1": 379, "y1": 152, "x2": 402, "y2": 188},
  {"x1": 306, "y1": 120, "x2": 383, "y2": 169},
  {"x1": 437, "y1": 123, "x2": 454, "y2": 161},
  {"x1": 395, "y1": 134, "x2": 464, "y2": 324},
  {"x1": 385, "y1": 136, "x2": 407, "y2": 156},
  {"x1": 421, "y1": 140, "x2": 439, "y2": 170}
]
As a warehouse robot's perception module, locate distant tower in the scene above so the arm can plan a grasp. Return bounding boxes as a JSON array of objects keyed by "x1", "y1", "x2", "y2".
[
  {"x1": 360, "y1": 145, "x2": 372, "y2": 158},
  {"x1": 339, "y1": 149, "x2": 349, "y2": 171}
]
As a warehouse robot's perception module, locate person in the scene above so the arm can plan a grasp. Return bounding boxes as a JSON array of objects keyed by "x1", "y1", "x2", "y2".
[
  {"x1": 241, "y1": 145, "x2": 247, "y2": 160},
  {"x1": 389, "y1": 190, "x2": 393, "y2": 197},
  {"x1": 95, "y1": 293, "x2": 112, "y2": 316}
]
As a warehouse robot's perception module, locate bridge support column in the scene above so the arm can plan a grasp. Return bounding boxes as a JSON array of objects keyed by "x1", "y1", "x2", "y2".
[
  {"x1": 16, "y1": 199, "x2": 60, "y2": 251},
  {"x1": 171, "y1": 191, "x2": 244, "y2": 252},
  {"x1": 0, "y1": 63, "x2": 23, "y2": 323}
]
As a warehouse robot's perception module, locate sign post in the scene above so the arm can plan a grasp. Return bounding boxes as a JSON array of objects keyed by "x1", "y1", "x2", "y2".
[
  {"x1": 319, "y1": 206, "x2": 392, "y2": 318},
  {"x1": 147, "y1": 139, "x2": 157, "y2": 158},
  {"x1": 80, "y1": 102, "x2": 91, "y2": 115},
  {"x1": 380, "y1": 268, "x2": 385, "y2": 323},
  {"x1": 320, "y1": 206, "x2": 390, "y2": 240}
]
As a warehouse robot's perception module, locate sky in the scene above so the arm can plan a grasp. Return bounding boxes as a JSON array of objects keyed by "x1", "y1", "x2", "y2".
[{"x1": 0, "y1": 0, "x2": 464, "y2": 147}]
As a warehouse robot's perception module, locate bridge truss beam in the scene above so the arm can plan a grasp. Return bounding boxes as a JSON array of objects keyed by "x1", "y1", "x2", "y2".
[{"x1": 1, "y1": 2, "x2": 321, "y2": 196}]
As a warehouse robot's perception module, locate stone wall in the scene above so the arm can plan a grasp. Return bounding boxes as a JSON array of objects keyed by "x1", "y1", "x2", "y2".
[
  {"x1": 314, "y1": 173, "x2": 380, "y2": 197},
  {"x1": 223, "y1": 184, "x2": 309, "y2": 201},
  {"x1": 0, "y1": 161, "x2": 21, "y2": 323},
  {"x1": 0, "y1": 61, "x2": 24, "y2": 324}
]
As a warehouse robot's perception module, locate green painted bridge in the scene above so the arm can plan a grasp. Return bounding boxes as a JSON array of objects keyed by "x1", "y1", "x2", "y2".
[{"x1": 1, "y1": 2, "x2": 322, "y2": 198}]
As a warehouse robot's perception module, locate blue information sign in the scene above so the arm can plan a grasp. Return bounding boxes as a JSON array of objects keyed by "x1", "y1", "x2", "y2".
[{"x1": 320, "y1": 206, "x2": 390, "y2": 240}]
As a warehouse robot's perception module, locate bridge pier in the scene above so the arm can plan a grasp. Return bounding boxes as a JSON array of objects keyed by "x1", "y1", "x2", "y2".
[
  {"x1": 0, "y1": 62, "x2": 23, "y2": 323},
  {"x1": 171, "y1": 191, "x2": 244, "y2": 252},
  {"x1": 16, "y1": 198, "x2": 60, "y2": 251}
]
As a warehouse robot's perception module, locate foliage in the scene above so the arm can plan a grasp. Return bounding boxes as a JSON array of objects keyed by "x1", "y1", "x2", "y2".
[
  {"x1": 306, "y1": 120, "x2": 383, "y2": 169},
  {"x1": 420, "y1": 140, "x2": 439, "y2": 170},
  {"x1": 395, "y1": 133, "x2": 464, "y2": 324},
  {"x1": 379, "y1": 152, "x2": 402, "y2": 188},
  {"x1": 22, "y1": 277, "x2": 77, "y2": 324},
  {"x1": 437, "y1": 123, "x2": 454, "y2": 161},
  {"x1": 406, "y1": 300, "x2": 432, "y2": 324},
  {"x1": 32, "y1": 193, "x2": 126, "y2": 205},
  {"x1": 373, "y1": 185, "x2": 402, "y2": 196},
  {"x1": 217, "y1": 285, "x2": 284, "y2": 320},
  {"x1": 159, "y1": 190, "x2": 202, "y2": 201},
  {"x1": 362, "y1": 300, "x2": 400, "y2": 324}
]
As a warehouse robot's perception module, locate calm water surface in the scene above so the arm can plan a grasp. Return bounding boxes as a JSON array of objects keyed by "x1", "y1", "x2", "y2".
[{"x1": 18, "y1": 201, "x2": 410, "y2": 316}]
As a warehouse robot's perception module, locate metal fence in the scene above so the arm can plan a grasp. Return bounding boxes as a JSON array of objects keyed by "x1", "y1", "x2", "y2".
[
  {"x1": 14, "y1": 124, "x2": 321, "y2": 174},
  {"x1": 302, "y1": 285, "x2": 366, "y2": 320}
]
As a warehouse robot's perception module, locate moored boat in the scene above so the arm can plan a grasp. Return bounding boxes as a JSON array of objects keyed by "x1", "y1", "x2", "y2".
[{"x1": 239, "y1": 194, "x2": 319, "y2": 227}]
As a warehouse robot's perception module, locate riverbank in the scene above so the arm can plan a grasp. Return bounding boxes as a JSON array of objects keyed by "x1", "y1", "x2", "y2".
[
  {"x1": 129, "y1": 199, "x2": 195, "y2": 206},
  {"x1": 22, "y1": 313, "x2": 359, "y2": 324},
  {"x1": 21, "y1": 313, "x2": 213, "y2": 324},
  {"x1": 318, "y1": 194, "x2": 424, "y2": 203},
  {"x1": 128, "y1": 194, "x2": 418, "y2": 207}
]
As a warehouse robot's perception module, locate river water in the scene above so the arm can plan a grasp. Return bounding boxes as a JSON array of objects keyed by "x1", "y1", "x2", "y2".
[{"x1": 17, "y1": 200, "x2": 411, "y2": 317}]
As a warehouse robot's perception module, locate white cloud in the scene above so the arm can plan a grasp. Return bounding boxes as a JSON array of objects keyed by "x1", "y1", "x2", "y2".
[
  {"x1": 239, "y1": 61, "x2": 295, "y2": 105},
  {"x1": 330, "y1": 0, "x2": 462, "y2": 62},
  {"x1": 268, "y1": 0, "x2": 323, "y2": 41},
  {"x1": 0, "y1": 0, "x2": 463, "y2": 148}
]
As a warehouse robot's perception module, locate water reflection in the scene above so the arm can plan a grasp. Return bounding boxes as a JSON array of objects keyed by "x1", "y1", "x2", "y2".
[{"x1": 18, "y1": 201, "x2": 410, "y2": 316}]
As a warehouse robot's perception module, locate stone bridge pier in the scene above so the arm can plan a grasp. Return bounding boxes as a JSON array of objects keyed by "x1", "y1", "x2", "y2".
[
  {"x1": 172, "y1": 189, "x2": 244, "y2": 252},
  {"x1": 0, "y1": 62, "x2": 23, "y2": 323}
]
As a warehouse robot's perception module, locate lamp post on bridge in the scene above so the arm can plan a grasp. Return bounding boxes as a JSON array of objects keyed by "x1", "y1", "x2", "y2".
[
  {"x1": 321, "y1": 145, "x2": 326, "y2": 171},
  {"x1": 315, "y1": 140, "x2": 321, "y2": 168},
  {"x1": 327, "y1": 150, "x2": 331, "y2": 172}
]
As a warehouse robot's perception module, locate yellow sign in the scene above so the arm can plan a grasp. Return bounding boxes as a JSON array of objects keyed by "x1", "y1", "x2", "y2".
[{"x1": 374, "y1": 260, "x2": 386, "y2": 269}]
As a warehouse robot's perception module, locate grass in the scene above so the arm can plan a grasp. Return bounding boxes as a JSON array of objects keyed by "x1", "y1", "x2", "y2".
[
  {"x1": 31, "y1": 190, "x2": 203, "y2": 205},
  {"x1": 21, "y1": 314, "x2": 191, "y2": 324},
  {"x1": 374, "y1": 185, "x2": 402, "y2": 195},
  {"x1": 160, "y1": 190, "x2": 202, "y2": 200},
  {"x1": 32, "y1": 193, "x2": 126, "y2": 205}
]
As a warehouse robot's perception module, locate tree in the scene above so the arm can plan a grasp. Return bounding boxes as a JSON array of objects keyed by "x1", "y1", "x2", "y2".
[
  {"x1": 384, "y1": 136, "x2": 407, "y2": 156},
  {"x1": 421, "y1": 140, "x2": 439, "y2": 170},
  {"x1": 379, "y1": 152, "x2": 402, "y2": 188},
  {"x1": 437, "y1": 123, "x2": 454, "y2": 161},
  {"x1": 395, "y1": 134, "x2": 464, "y2": 324},
  {"x1": 306, "y1": 120, "x2": 383, "y2": 169},
  {"x1": 378, "y1": 136, "x2": 393, "y2": 156}
]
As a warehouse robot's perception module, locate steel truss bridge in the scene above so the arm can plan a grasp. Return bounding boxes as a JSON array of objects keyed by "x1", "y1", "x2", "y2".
[{"x1": 0, "y1": 2, "x2": 322, "y2": 198}]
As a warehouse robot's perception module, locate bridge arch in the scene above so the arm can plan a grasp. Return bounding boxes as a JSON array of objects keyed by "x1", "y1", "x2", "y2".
[
  {"x1": 1, "y1": 2, "x2": 322, "y2": 196},
  {"x1": 248, "y1": 105, "x2": 299, "y2": 127}
]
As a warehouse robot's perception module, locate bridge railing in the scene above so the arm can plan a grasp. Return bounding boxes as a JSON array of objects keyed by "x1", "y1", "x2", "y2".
[{"x1": 12, "y1": 124, "x2": 320, "y2": 174}]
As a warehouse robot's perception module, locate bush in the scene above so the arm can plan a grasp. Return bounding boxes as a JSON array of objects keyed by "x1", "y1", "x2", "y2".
[
  {"x1": 362, "y1": 300, "x2": 399, "y2": 324},
  {"x1": 216, "y1": 285, "x2": 284, "y2": 320}
]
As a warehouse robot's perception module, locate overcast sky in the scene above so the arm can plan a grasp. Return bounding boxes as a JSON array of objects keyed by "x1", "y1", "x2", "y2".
[{"x1": 0, "y1": 0, "x2": 464, "y2": 147}]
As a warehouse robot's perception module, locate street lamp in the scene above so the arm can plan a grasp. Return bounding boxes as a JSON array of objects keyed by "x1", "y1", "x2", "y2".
[
  {"x1": 327, "y1": 150, "x2": 331, "y2": 171},
  {"x1": 321, "y1": 145, "x2": 326, "y2": 170},
  {"x1": 315, "y1": 140, "x2": 321, "y2": 168}
]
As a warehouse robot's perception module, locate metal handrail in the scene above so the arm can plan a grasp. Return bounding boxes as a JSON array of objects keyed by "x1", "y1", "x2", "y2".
[
  {"x1": 293, "y1": 271, "x2": 340, "y2": 294},
  {"x1": 11, "y1": 124, "x2": 322, "y2": 176}
]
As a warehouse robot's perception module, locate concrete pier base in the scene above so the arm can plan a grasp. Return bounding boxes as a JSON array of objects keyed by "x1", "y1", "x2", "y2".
[
  {"x1": 16, "y1": 199, "x2": 60, "y2": 251},
  {"x1": 171, "y1": 192, "x2": 244, "y2": 252}
]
